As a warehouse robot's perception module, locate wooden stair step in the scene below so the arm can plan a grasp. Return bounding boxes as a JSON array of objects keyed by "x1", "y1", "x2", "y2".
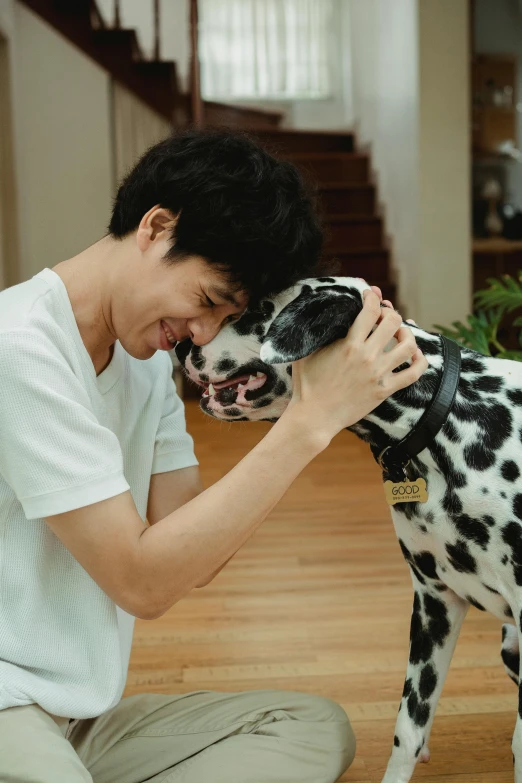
[
  {"x1": 324, "y1": 248, "x2": 390, "y2": 279},
  {"x1": 325, "y1": 215, "x2": 383, "y2": 249},
  {"x1": 287, "y1": 152, "x2": 369, "y2": 183},
  {"x1": 92, "y1": 28, "x2": 142, "y2": 61},
  {"x1": 319, "y1": 183, "x2": 375, "y2": 215},
  {"x1": 253, "y1": 129, "x2": 354, "y2": 155}
]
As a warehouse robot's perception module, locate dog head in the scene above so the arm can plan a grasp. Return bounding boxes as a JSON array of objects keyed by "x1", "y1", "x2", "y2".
[{"x1": 175, "y1": 276, "x2": 371, "y2": 422}]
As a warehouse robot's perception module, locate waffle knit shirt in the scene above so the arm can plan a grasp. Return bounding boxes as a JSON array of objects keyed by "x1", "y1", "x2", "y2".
[{"x1": 0, "y1": 268, "x2": 198, "y2": 718}]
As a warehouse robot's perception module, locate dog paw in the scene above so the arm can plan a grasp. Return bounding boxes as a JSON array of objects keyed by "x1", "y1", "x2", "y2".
[{"x1": 418, "y1": 745, "x2": 430, "y2": 763}]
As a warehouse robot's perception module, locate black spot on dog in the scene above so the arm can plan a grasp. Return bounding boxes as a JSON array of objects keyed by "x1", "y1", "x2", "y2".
[
  {"x1": 502, "y1": 461, "x2": 520, "y2": 482},
  {"x1": 215, "y1": 357, "x2": 238, "y2": 374},
  {"x1": 505, "y1": 606, "x2": 514, "y2": 618},
  {"x1": 425, "y1": 512, "x2": 435, "y2": 524},
  {"x1": 507, "y1": 389, "x2": 522, "y2": 406},
  {"x1": 414, "y1": 336, "x2": 443, "y2": 356},
  {"x1": 446, "y1": 540, "x2": 477, "y2": 574},
  {"x1": 485, "y1": 404, "x2": 513, "y2": 450},
  {"x1": 407, "y1": 690, "x2": 430, "y2": 727},
  {"x1": 484, "y1": 584, "x2": 500, "y2": 594},
  {"x1": 503, "y1": 554, "x2": 509, "y2": 565},
  {"x1": 461, "y1": 356, "x2": 486, "y2": 374},
  {"x1": 252, "y1": 397, "x2": 273, "y2": 409},
  {"x1": 233, "y1": 301, "x2": 275, "y2": 337},
  {"x1": 413, "y1": 552, "x2": 439, "y2": 581},
  {"x1": 474, "y1": 375, "x2": 504, "y2": 393},
  {"x1": 483, "y1": 515, "x2": 496, "y2": 527},
  {"x1": 501, "y1": 492, "x2": 507, "y2": 499},
  {"x1": 467, "y1": 596, "x2": 486, "y2": 611},
  {"x1": 199, "y1": 373, "x2": 209, "y2": 382},
  {"x1": 273, "y1": 380, "x2": 288, "y2": 396},
  {"x1": 410, "y1": 593, "x2": 450, "y2": 665},
  {"x1": 190, "y1": 346, "x2": 206, "y2": 371},
  {"x1": 482, "y1": 487, "x2": 489, "y2": 494},
  {"x1": 442, "y1": 419, "x2": 460, "y2": 443},
  {"x1": 419, "y1": 663, "x2": 438, "y2": 700},
  {"x1": 394, "y1": 735, "x2": 400, "y2": 747},
  {"x1": 317, "y1": 277, "x2": 336, "y2": 283},
  {"x1": 286, "y1": 366, "x2": 292, "y2": 376},
  {"x1": 454, "y1": 515, "x2": 490, "y2": 549},
  {"x1": 415, "y1": 744, "x2": 423, "y2": 758},
  {"x1": 403, "y1": 678, "x2": 413, "y2": 698},
  {"x1": 442, "y1": 490, "x2": 463, "y2": 516},
  {"x1": 374, "y1": 400, "x2": 403, "y2": 423},
  {"x1": 502, "y1": 522, "x2": 522, "y2": 584},
  {"x1": 502, "y1": 646, "x2": 520, "y2": 679},
  {"x1": 223, "y1": 407, "x2": 242, "y2": 417},
  {"x1": 513, "y1": 496, "x2": 522, "y2": 522},
  {"x1": 463, "y1": 441, "x2": 496, "y2": 471},
  {"x1": 174, "y1": 339, "x2": 192, "y2": 366}
]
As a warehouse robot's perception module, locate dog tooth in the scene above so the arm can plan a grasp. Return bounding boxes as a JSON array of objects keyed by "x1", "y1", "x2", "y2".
[
  {"x1": 208, "y1": 383, "x2": 215, "y2": 395},
  {"x1": 238, "y1": 383, "x2": 244, "y2": 389},
  {"x1": 249, "y1": 375, "x2": 255, "y2": 382},
  {"x1": 256, "y1": 372, "x2": 264, "y2": 378}
]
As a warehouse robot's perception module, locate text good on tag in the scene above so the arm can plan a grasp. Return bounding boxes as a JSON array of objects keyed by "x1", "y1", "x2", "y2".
[{"x1": 384, "y1": 478, "x2": 428, "y2": 505}]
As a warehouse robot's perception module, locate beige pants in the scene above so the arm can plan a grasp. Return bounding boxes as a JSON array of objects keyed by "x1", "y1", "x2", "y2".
[{"x1": 0, "y1": 689, "x2": 355, "y2": 782}]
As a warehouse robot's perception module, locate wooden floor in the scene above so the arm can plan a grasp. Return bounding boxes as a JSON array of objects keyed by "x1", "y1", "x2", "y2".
[{"x1": 125, "y1": 401, "x2": 516, "y2": 782}]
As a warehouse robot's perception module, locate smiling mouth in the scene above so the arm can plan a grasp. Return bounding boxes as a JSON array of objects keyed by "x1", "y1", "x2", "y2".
[
  {"x1": 202, "y1": 372, "x2": 267, "y2": 399},
  {"x1": 161, "y1": 320, "x2": 178, "y2": 346}
]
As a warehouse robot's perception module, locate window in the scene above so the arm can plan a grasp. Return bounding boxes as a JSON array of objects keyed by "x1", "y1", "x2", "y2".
[{"x1": 199, "y1": 0, "x2": 333, "y2": 101}]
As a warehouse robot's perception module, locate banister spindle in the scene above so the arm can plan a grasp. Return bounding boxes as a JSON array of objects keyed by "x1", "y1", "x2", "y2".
[
  {"x1": 153, "y1": 0, "x2": 161, "y2": 60},
  {"x1": 190, "y1": 0, "x2": 203, "y2": 126},
  {"x1": 114, "y1": 0, "x2": 122, "y2": 29}
]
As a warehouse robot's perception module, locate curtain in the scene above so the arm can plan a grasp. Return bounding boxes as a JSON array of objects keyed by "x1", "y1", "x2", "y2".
[{"x1": 199, "y1": 0, "x2": 333, "y2": 100}]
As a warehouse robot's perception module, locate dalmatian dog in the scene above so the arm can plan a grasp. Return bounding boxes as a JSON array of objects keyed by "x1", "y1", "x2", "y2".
[{"x1": 175, "y1": 276, "x2": 522, "y2": 783}]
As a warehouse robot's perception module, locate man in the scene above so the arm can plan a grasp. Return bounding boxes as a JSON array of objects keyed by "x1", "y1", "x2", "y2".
[{"x1": 0, "y1": 129, "x2": 426, "y2": 782}]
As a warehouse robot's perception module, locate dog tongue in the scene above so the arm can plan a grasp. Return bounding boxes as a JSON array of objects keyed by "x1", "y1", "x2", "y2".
[{"x1": 213, "y1": 374, "x2": 250, "y2": 390}]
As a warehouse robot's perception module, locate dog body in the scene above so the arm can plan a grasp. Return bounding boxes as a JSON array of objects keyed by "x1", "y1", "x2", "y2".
[{"x1": 176, "y1": 277, "x2": 522, "y2": 782}]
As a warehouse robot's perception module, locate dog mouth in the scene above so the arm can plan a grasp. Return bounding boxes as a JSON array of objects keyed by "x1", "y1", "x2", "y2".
[{"x1": 202, "y1": 371, "x2": 267, "y2": 400}]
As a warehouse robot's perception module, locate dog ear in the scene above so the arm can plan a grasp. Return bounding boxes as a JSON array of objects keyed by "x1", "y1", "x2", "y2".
[{"x1": 260, "y1": 285, "x2": 363, "y2": 364}]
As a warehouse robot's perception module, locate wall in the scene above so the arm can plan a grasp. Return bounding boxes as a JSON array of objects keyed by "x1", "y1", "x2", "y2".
[
  {"x1": 2, "y1": 3, "x2": 113, "y2": 282},
  {"x1": 417, "y1": 0, "x2": 471, "y2": 330},
  {"x1": 474, "y1": 0, "x2": 522, "y2": 209},
  {"x1": 349, "y1": 0, "x2": 471, "y2": 330}
]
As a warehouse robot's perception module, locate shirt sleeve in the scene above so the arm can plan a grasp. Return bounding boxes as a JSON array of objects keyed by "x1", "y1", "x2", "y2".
[
  {"x1": 0, "y1": 330, "x2": 130, "y2": 520},
  {"x1": 151, "y1": 358, "x2": 199, "y2": 475}
]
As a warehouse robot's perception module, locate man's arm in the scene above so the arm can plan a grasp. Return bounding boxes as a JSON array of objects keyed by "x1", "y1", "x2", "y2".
[
  {"x1": 45, "y1": 296, "x2": 426, "y2": 621},
  {"x1": 147, "y1": 467, "x2": 234, "y2": 587}
]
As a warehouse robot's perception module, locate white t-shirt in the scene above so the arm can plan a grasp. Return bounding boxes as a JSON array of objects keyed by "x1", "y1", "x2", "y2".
[{"x1": 0, "y1": 268, "x2": 198, "y2": 718}]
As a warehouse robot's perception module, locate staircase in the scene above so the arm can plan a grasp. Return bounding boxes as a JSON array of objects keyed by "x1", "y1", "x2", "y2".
[
  {"x1": 18, "y1": 1, "x2": 395, "y2": 301},
  {"x1": 17, "y1": 0, "x2": 283, "y2": 129},
  {"x1": 254, "y1": 129, "x2": 395, "y2": 301}
]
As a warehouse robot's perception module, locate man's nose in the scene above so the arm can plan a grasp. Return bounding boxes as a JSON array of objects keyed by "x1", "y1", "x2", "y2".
[{"x1": 188, "y1": 321, "x2": 220, "y2": 346}]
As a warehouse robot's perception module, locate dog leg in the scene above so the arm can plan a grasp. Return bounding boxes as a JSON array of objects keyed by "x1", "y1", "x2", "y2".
[
  {"x1": 512, "y1": 620, "x2": 522, "y2": 782},
  {"x1": 501, "y1": 623, "x2": 520, "y2": 686},
  {"x1": 381, "y1": 574, "x2": 468, "y2": 783}
]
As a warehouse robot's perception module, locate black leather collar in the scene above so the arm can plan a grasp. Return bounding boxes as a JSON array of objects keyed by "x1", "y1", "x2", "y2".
[{"x1": 378, "y1": 335, "x2": 461, "y2": 482}]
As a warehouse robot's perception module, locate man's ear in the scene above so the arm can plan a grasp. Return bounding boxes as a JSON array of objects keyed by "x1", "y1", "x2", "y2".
[{"x1": 260, "y1": 285, "x2": 363, "y2": 364}]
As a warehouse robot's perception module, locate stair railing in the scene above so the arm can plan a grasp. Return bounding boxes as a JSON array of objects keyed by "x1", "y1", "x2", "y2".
[{"x1": 108, "y1": 0, "x2": 203, "y2": 127}]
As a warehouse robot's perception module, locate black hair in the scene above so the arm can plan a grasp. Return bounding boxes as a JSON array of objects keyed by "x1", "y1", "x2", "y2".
[{"x1": 108, "y1": 128, "x2": 324, "y2": 304}]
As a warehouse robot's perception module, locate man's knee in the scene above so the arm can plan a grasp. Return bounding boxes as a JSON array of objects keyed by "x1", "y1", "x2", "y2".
[{"x1": 285, "y1": 692, "x2": 356, "y2": 775}]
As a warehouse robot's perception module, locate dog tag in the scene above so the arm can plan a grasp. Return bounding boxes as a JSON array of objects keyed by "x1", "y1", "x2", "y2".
[{"x1": 384, "y1": 478, "x2": 428, "y2": 505}]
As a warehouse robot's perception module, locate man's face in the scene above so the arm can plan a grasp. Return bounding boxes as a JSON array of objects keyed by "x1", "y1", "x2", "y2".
[{"x1": 113, "y1": 251, "x2": 248, "y2": 361}]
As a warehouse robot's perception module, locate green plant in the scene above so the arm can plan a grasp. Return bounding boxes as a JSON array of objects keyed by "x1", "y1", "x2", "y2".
[{"x1": 435, "y1": 273, "x2": 522, "y2": 360}]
